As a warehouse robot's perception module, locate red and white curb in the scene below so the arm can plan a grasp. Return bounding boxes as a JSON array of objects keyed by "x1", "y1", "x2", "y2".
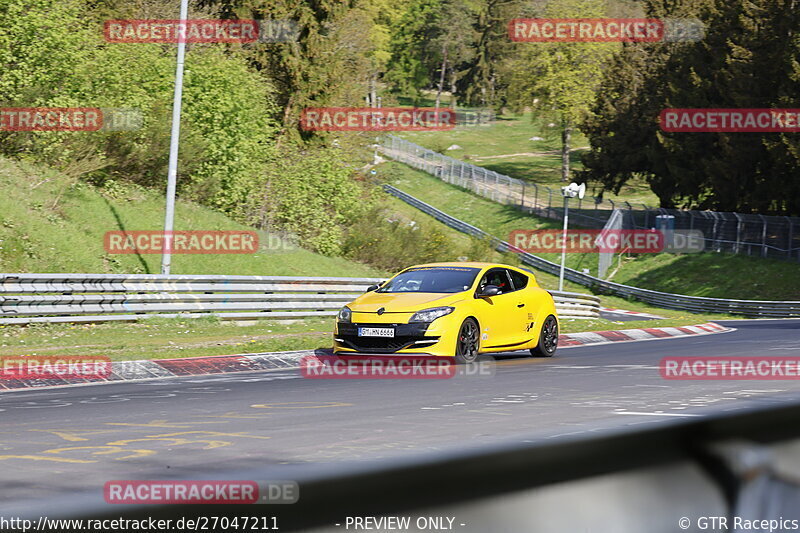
[
  {"x1": 0, "y1": 323, "x2": 732, "y2": 391},
  {"x1": 600, "y1": 307, "x2": 665, "y2": 320},
  {"x1": 0, "y1": 350, "x2": 317, "y2": 391},
  {"x1": 559, "y1": 322, "x2": 732, "y2": 347}
]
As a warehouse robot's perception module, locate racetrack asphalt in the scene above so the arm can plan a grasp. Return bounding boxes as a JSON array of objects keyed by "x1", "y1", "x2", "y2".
[{"x1": 0, "y1": 319, "x2": 798, "y2": 512}]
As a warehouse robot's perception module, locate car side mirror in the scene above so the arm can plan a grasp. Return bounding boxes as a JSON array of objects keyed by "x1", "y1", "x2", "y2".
[{"x1": 477, "y1": 285, "x2": 501, "y2": 298}]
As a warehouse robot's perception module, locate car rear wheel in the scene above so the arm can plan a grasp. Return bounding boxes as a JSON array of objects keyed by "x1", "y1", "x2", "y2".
[
  {"x1": 530, "y1": 315, "x2": 558, "y2": 357},
  {"x1": 455, "y1": 318, "x2": 480, "y2": 364}
]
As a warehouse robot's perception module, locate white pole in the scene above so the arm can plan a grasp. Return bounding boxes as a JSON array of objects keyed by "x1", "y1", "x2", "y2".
[
  {"x1": 161, "y1": 0, "x2": 189, "y2": 275},
  {"x1": 559, "y1": 195, "x2": 569, "y2": 291}
]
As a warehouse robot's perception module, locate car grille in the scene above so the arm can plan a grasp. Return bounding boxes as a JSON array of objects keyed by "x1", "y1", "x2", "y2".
[{"x1": 337, "y1": 322, "x2": 440, "y2": 354}]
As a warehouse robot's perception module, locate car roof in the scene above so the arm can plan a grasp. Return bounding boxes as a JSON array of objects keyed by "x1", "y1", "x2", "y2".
[{"x1": 407, "y1": 262, "x2": 528, "y2": 271}]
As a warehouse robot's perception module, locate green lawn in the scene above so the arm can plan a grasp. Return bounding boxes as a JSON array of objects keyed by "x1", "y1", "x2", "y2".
[
  {"x1": 397, "y1": 111, "x2": 660, "y2": 207},
  {"x1": 0, "y1": 317, "x2": 334, "y2": 360},
  {"x1": 0, "y1": 313, "x2": 732, "y2": 361},
  {"x1": 381, "y1": 161, "x2": 800, "y2": 301},
  {"x1": 0, "y1": 156, "x2": 383, "y2": 277}
]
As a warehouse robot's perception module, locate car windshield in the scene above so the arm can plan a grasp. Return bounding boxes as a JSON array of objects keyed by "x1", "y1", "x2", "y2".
[{"x1": 377, "y1": 266, "x2": 480, "y2": 294}]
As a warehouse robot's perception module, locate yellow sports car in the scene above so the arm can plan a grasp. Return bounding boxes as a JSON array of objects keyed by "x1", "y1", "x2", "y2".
[{"x1": 333, "y1": 262, "x2": 559, "y2": 363}]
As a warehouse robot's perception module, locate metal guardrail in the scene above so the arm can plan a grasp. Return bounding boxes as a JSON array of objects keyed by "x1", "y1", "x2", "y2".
[
  {"x1": 550, "y1": 290, "x2": 601, "y2": 318},
  {"x1": 383, "y1": 184, "x2": 800, "y2": 318},
  {"x1": 381, "y1": 134, "x2": 800, "y2": 262},
  {"x1": 0, "y1": 273, "x2": 600, "y2": 325}
]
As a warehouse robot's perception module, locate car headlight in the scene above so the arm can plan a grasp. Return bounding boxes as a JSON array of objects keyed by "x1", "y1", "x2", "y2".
[
  {"x1": 337, "y1": 306, "x2": 352, "y2": 323},
  {"x1": 409, "y1": 306, "x2": 454, "y2": 323}
]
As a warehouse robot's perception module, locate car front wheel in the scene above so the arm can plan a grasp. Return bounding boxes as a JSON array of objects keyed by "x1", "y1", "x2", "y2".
[
  {"x1": 455, "y1": 318, "x2": 480, "y2": 364},
  {"x1": 530, "y1": 315, "x2": 558, "y2": 357}
]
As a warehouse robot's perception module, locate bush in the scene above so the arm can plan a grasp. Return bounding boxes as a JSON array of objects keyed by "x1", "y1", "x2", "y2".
[
  {"x1": 240, "y1": 145, "x2": 372, "y2": 256},
  {"x1": 0, "y1": 0, "x2": 279, "y2": 214},
  {"x1": 341, "y1": 202, "x2": 501, "y2": 271}
]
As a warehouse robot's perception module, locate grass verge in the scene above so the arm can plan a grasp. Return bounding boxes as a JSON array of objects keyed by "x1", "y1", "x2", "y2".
[
  {"x1": 397, "y1": 111, "x2": 659, "y2": 207},
  {"x1": 0, "y1": 314, "x2": 732, "y2": 361}
]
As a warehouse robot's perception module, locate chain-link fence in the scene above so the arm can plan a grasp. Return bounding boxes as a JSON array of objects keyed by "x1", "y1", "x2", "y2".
[{"x1": 380, "y1": 134, "x2": 800, "y2": 262}]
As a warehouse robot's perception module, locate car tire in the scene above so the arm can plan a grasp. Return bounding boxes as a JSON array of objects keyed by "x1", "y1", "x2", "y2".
[
  {"x1": 455, "y1": 318, "x2": 480, "y2": 364},
  {"x1": 529, "y1": 315, "x2": 558, "y2": 357}
]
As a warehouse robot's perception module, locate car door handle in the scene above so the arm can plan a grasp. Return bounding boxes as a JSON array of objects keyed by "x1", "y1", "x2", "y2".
[{"x1": 517, "y1": 303, "x2": 525, "y2": 308}]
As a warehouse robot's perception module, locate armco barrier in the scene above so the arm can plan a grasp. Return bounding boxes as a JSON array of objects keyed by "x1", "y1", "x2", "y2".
[
  {"x1": 381, "y1": 134, "x2": 800, "y2": 261},
  {"x1": 0, "y1": 273, "x2": 600, "y2": 325},
  {"x1": 383, "y1": 184, "x2": 800, "y2": 318}
]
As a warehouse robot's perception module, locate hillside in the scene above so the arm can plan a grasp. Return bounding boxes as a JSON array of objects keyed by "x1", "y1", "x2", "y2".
[{"x1": 0, "y1": 157, "x2": 384, "y2": 277}]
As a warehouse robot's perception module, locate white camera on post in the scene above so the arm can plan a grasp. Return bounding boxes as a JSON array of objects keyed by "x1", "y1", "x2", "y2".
[{"x1": 561, "y1": 182, "x2": 586, "y2": 199}]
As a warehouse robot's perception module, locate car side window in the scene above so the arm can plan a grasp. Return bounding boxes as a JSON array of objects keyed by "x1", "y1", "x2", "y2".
[
  {"x1": 508, "y1": 269, "x2": 529, "y2": 291},
  {"x1": 478, "y1": 269, "x2": 512, "y2": 294}
]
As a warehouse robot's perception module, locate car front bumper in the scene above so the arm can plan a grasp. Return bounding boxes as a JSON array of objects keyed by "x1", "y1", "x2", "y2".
[{"x1": 333, "y1": 322, "x2": 444, "y2": 355}]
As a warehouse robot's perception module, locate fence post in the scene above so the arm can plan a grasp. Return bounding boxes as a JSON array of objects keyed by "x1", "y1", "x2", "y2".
[
  {"x1": 625, "y1": 202, "x2": 634, "y2": 229},
  {"x1": 733, "y1": 213, "x2": 743, "y2": 254}
]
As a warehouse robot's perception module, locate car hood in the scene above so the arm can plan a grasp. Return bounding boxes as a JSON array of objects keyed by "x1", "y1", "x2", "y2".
[{"x1": 348, "y1": 291, "x2": 466, "y2": 313}]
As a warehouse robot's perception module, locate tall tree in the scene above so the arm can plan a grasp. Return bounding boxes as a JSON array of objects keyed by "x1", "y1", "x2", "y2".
[
  {"x1": 457, "y1": 0, "x2": 521, "y2": 107},
  {"x1": 506, "y1": 0, "x2": 616, "y2": 181},
  {"x1": 204, "y1": 0, "x2": 377, "y2": 139},
  {"x1": 384, "y1": 0, "x2": 444, "y2": 101},
  {"x1": 582, "y1": 0, "x2": 800, "y2": 214},
  {"x1": 429, "y1": 0, "x2": 477, "y2": 109}
]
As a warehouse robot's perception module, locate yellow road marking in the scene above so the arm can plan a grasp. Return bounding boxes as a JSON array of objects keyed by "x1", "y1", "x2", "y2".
[
  {"x1": 0, "y1": 454, "x2": 95, "y2": 463},
  {"x1": 251, "y1": 402, "x2": 352, "y2": 409},
  {"x1": 41, "y1": 446, "x2": 155, "y2": 459},
  {"x1": 105, "y1": 419, "x2": 221, "y2": 428},
  {"x1": 195, "y1": 412, "x2": 271, "y2": 419},
  {"x1": 104, "y1": 437, "x2": 231, "y2": 450},
  {"x1": 148, "y1": 431, "x2": 270, "y2": 440}
]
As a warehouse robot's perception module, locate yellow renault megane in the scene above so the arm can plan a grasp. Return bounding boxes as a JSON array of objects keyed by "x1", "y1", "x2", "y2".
[{"x1": 333, "y1": 262, "x2": 559, "y2": 363}]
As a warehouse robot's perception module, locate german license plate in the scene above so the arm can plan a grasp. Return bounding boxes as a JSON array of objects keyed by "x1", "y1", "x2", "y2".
[{"x1": 358, "y1": 327, "x2": 395, "y2": 338}]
